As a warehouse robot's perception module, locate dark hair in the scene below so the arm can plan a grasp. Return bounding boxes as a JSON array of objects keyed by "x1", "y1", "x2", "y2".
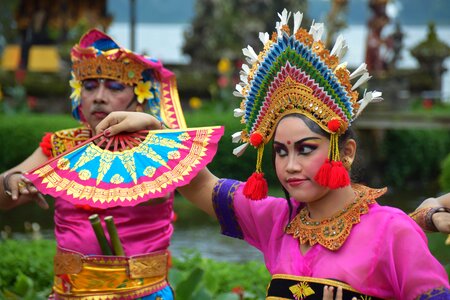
[{"x1": 270, "y1": 114, "x2": 356, "y2": 225}]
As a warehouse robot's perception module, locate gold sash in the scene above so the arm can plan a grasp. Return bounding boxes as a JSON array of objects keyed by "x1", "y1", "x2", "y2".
[{"x1": 52, "y1": 247, "x2": 169, "y2": 300}]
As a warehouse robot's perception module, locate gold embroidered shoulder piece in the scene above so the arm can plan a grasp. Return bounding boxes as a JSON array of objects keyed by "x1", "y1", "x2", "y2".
[
  {"x1": 50, "y1": 127, "x2": 91, "y2": 157},
  {"x1": 285, "y1": 184, "x2": 387, "y2": 251}
]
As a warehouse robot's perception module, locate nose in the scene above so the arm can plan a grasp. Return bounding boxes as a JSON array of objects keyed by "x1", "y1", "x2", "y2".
[
  {"x1": 286, "y1": 154, "x2": 302, "y2": 173},
  {"x1": 93, "y1": 81, "x2": 108, "y2": 103}
]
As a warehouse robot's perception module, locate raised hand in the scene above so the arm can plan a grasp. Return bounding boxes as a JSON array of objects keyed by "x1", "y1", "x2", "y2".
[{"x1": 95, "y1": 111, "x2": 163, "y2": 137}]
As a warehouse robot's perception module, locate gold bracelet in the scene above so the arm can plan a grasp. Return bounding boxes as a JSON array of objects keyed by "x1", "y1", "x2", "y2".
[
  {"x1": 2, "y1": 171, "x2": 23, "y2": 196},
  {"x1": 410, "y1": 206, "x2": 450, "y2": 232}
]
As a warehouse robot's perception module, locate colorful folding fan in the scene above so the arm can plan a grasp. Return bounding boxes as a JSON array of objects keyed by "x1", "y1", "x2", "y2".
[{"x1": 25, "y1": 127, "x2": 223, "y2": 208}]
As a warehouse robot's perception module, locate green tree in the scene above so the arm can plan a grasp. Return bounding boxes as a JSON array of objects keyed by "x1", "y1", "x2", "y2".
[{"x1": 182, "y1": 0, "x2": 308, "y2": 71}]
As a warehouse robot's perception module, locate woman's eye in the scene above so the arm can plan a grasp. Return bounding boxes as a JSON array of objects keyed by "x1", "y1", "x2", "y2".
[
  {"x1": 298, "y1": 144, "x2": 317, "y2": 155},
  {"x1": 275, "y1": 147, "x2": 288, "y2": 157},
  {"x1": 82, "y1": 80, "x2": 99, "y2": 90},
  {"x1": 106, "y1": 81, "x2": 126, "y2": 91}
]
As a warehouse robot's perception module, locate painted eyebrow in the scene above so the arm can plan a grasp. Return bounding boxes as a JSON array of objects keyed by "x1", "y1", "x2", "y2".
[{"x1": 273, "y1": 137, "x2": 321, "y2": 147}]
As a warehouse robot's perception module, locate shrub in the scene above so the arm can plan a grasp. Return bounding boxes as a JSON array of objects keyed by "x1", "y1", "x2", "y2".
[
  {"x1": 439, "y1": 153, "x2": 450, "y2": 192},
  {"x1": 382, "y1": 129, "x2": 450, "y2": 188},
  {"x1": 0, "y1": 114, "x2": 78, "y2": 171},
  {"x1": 0, "y1": 239, "x2": 270, "y2": 299}
]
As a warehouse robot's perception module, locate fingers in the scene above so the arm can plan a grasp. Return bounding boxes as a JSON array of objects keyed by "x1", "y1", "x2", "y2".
[
  {"x1": 95, "y1": 112, "x2": 163, "y2": 137},
  {"x1": 35, "y1": 193, "x2": 49, "y2": 210},
  {"x1": 8, "y1": 174, "x2": 45, "y2": 208},
  {"x1": 95, "y1": 112, "x2": 124, "y2": 135},
  {"x1": 336, "y1": 286, "x2": 343, "y2": 300},
  {"x1": 323, "y1": 286, "x2": 334, "y2": 300},
  {"x1": 323, "y1": 286, "x2": 344, "y2": 300}
]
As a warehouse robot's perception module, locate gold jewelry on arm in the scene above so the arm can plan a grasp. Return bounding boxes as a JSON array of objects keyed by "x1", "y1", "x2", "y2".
[
  {"x1": 2, "y1": 171, "x2": 23, "y2": 196},
  {"x1": 409, "y1": 206, "x2": 450, "y2": 232}
]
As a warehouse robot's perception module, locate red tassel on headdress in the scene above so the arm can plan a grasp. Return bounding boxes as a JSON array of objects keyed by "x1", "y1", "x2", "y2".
[
  {"x1": 314, "y1": 119, "x2": 351, "y2": 189},
  {"x1": 328, "y1": 161, "x2": 350, "y2": 189},
  {"x1": 314, "y1": 159, "x2": 350, "y2": 189},
  {"x1": 243, "y1": 172, "x2": 268, "y2": 200},
  {"x1": 314, "y1": 159, "x2": 332, "y2": 187},
  {"x1": 244, "y1": 144, "x2": 268, "y2": 200}
]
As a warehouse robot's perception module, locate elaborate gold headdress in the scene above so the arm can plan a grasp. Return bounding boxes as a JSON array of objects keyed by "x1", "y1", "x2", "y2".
[
  {"x1": 69, "y1": 29, "x2": 186, "y2": 129},
  {"x1": 232, "y1": 9, "x2": 383, "y2": 200}
]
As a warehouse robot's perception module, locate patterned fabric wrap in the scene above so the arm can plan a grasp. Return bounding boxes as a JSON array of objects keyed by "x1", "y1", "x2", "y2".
[
  {"x1": 418, "y1": 287, "x2": 450, "y2": 300},
  {"x1": 70, "y1": 29, "x2": 186, "y2": 129},
  {"x1": 27, "y1": 126, "x2": 224, "y2": 208},
  {"x1": 212, "y1": 179, "x2": 244, "y2": 239}
]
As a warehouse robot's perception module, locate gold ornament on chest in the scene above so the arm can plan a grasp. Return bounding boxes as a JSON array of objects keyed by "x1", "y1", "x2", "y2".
[{"x1": 285, "y1": 184, "x2": 386, "y2": 251}]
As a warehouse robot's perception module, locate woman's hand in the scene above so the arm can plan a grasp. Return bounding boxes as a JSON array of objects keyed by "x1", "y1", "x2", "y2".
[
  {"x1": 432, "y1": 212, "x2": 450, "y2": 233},
  {"x1": 323, "y1": 286, "x2": 356, "y2": 300},
  {"x1": 417, "y1": 195, "x2": 450, "y2": 233},
  {"x1": 95, "y1": 112, "x2": 163, "y2": 136},
  {"x1": 3, "y1": 172, "x2": 48, "y2": 209}
]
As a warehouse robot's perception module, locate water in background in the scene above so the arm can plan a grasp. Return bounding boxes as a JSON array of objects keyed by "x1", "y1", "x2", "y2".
[{"x1": 108, "y1": 23, "x2": 450, "y2": 100}]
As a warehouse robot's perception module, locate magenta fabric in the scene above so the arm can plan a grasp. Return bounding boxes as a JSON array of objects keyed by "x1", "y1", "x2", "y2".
[
  {"x1": 214, "y1": 179, "x2": 450, "y2": 299},
  {"x1": 54, "y1": 195, "x2": 174, "y2": 256}
]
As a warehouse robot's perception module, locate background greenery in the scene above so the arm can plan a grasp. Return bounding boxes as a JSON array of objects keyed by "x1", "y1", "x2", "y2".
[{"x1": 1, "y1": 111, "x2": 450, "y2": 192}]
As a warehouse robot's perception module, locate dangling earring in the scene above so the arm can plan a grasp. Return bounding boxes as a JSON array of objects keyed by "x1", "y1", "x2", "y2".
[{"x1": 342, "y1": 157, "x2": 352, "y2": 171}]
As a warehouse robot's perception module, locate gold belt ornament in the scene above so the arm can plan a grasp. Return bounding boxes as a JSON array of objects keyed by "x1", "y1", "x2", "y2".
[
  {"x1": 266, "y1": 274, "x2": 384, "y2": 300},
  {"x1": 52, "y1": 248, "x2": 169, "y2": 300}
]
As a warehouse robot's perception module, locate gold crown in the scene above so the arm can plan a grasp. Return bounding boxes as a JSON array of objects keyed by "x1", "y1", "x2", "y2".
[{"x1": 72, "y1": 55, "x2": 147, "y2": 85}]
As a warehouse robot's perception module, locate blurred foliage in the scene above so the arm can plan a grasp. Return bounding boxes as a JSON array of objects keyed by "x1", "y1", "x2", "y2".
[
  {"x1": 0, "y1": 70, "x2": 69, "y2": 99},
  {"x1": 171, "y1": 249, "x2": 269, "y2": 299},
  {"x1": 183, "y1": 0, "x2": 309, "y2": 71},
  {"x1": 381, "y1": 129, "x2": 450, "y2": 189},
  {"x1": 1, "y1": 111, "x2": 450, "y2": 194},
  {"x1": 0, "y1": 239, "x2": 55, "y2": 299},
  {"x1": 0, "y1": 239, "x2": 269, "y2": 299},
  {"x1": 0, "y1": 0, "x2": 20, "y2": 48},
  {"x1": 439, "y1": 153, "x2": 450, "y2": 192},
  {"x1": 0, "y1": 114, "x2": 78, "y2": 171}
]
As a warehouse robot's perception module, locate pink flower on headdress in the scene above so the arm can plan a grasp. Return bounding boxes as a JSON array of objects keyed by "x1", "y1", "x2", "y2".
[
  {"x1": 134, "y1": 81, "x2": 153, "y2": 104},
  {"x1": 69, "y1": 73, "x2": 81, "y2": 101}
]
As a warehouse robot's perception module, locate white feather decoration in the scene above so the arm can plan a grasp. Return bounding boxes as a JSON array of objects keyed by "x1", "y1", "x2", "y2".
[
  {"x1": 239, "y1": 74, "x2": 248, "y2": 84},
  {"x1": 309, "y1": 21, "x2": 324, "y2": 41},
  {"x1": 233, "y1": 84, "x2": 244, "y2": 98},
  {"x1": 351, "y1": 72, "x2": 371, "y2": 91},
  {"x1": 233, "y1": 143, "x2": 249, "y2": 157},
  {"x1": 233, "y1": 108, "x2": 245, "y2": 117},
  {"x1": 231, "y1": 131, "x2": 243, "y2": 143},
  {"x1": 355, "y1": 90, "x2": 383, "y2": 118},
  {"x1": 278, "y1": 9, "x2": 291, "y2": 26},
  {"x1": 330, "y1": 35, "x2": 344, "y2": 56},
  {"x1": 241, "y1": 64, "x2": 250, "y2": 76},
  {"x1": 293, "y1": 11, "x2": 303, "y2": 33},
  {"x1": 350, "y1": 63, "x2": 368, "y2": 80},
  {"x1": 275, "y1": 21, "x2": 282, "y2": 37},
  {"x1": 330, "y1": 34, "x2": 347, "y2": 61},
  {"x1": 259, "y1": 32, "x2": 270, "y2": 45},
  {"x1": 243, "y1": 46, "x2": 258, "y2": 65}
]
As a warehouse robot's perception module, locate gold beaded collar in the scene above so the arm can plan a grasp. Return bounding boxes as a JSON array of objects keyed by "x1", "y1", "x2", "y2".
[{"x1": 285, "y1": 184, "x2": 387, "y2": 251}]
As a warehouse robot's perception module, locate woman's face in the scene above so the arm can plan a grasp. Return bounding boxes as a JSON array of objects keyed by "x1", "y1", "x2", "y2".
[
  {"x1": 80, "y1": 78, "x2": 136, "y2": 129},
  {"x1": 273, "y1": 116, "x2": 329, "y2": 203}
]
